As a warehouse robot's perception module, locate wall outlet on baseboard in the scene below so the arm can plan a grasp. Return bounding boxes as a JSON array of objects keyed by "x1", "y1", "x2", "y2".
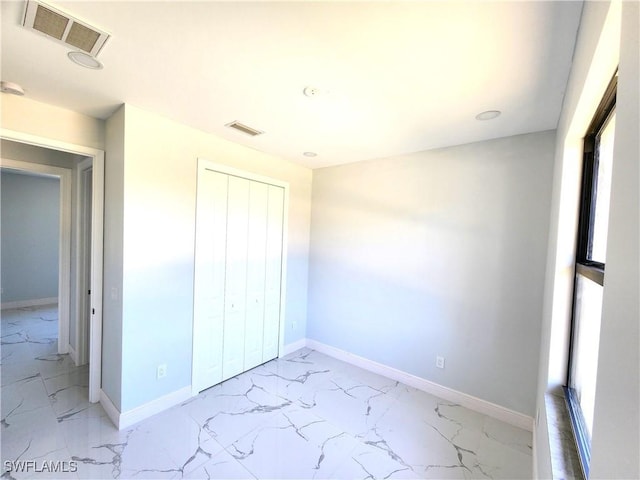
[
  {"x1": 157, "y1": 364, "x2": 167, "y2": 379},
  {"x1": 436, "y1": 355, "x2": 445, "y2": 369}
]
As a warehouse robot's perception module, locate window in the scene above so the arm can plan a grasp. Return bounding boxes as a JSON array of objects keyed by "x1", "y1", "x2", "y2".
[{"x1": 566, "y1": 71, "x2": 617, "y2": 478}]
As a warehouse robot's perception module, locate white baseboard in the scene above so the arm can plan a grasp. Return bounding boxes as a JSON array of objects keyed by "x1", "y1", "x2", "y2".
[
  {"x1": 100, "y1": 386, "x2": 193, "y2": 430},
  {"x1": 100, "y1": 389, "x2": 120, "y2": 429},
  {"x1": 306, "y1": 339, "x2": 534, "y2": 432},
  {"x1": 532, "y1": 424, "x2": 539, "y2": 479},
  {"x1": 101, "y1": 339, "x2": 533, "y2": 433},
  {"x1": 68, "y1": 343, "x2": 78, "y2": 366},
  {"x1": 1, "y1": 297, "x2": 58, "y2": 310},
  {"x1": 281, "y1": 338, "x2": 307, "y2": 357}
]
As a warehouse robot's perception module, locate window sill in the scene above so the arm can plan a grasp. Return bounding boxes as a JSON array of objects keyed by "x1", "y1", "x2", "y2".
[{"x1": 545, "y1": 391, "x2": 584, "y2": 480}]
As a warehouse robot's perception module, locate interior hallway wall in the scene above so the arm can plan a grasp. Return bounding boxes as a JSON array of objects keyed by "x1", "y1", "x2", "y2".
[{"x1": 1, "y1": 170, "x2": 59, "y2": 304}]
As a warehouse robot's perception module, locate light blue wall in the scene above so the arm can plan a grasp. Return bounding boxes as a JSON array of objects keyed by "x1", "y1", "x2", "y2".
[
  {"x1": 307, "y1": 131, "x2": 556, "y2": 416},
  {"x1": 103, "y1": 106, "x2": 125, "y2": 410},
  {"x1": 104, "y1": 105, "x2": 312, "y2": 413},
  {"x1": 1, "y1": 170, "x2": 60, "y2": 303}
]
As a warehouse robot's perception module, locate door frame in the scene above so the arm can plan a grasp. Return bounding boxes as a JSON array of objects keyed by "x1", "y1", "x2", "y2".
[
  {"x1": 75, "y1": 157, "x2": 93, "y2": 366},
  {"x1": 0, "y1": 128, "x2": 105, "y2": 403},
  {"x1": 192, "y1": 158, "x2": 289, "y2": 395},
  {"x1": 0, "y1": 158, "x2": 72, "y2": 352}
]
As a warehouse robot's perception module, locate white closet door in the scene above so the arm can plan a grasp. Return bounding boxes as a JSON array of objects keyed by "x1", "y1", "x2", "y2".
[
  {"x1": 263, "y1": 185, "x2": 284, "y2": 362},
  {"x1": 222, "y1": 176, "x2": 250, "y2": 380},
  {"x1": 193, "y1": 162, "x2": 287, "y2": 393},
  {"x1": 244, "y1": 181, "x2": 269, "y2": 370},
  {"x1": 193, "y1": 170, "x2": 228, "y2": 392}
]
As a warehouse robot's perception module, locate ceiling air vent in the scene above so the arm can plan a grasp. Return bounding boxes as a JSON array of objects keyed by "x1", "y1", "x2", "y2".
[
  {"x1": 225, "y1": 121, "x2": 264, "y2": 137},
  {"x1": 22, "y1": 0, "x2": 110, "y2": 57}
]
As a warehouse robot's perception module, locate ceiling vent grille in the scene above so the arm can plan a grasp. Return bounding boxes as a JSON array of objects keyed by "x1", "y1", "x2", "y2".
[
  {"x1": 225, "y1": 121, "x2": 264, "y2": 137},
  {"x1": 22, "y1": 0, "x2": 110, "y2": 57}
]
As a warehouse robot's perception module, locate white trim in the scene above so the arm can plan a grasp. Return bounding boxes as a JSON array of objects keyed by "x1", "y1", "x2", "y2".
[
  {"x1": 68, "y1": 343, "x2": 78, "y2": 366},
  {"x1": 0, "y1": 158, "x2": 72, "y2": 355},
  {"x1": 101, "y1": 386, "x2": 192, "y2": 430},
  {"x1": 198, "y1": 160, "x2": 290, "y2": 190},
  {"x1": 1, "y1": 128, "x2": 105, "y2": 405},
  {"x1": 279, "y1": 186, "x2": 290, "y2": 361},
  {"x1": 0, "y1": 297, "x2": 58, "y2": 310},
  {"x1": 119, "y1": 386, "x2": 192, "y2": 429},
  {"x1": 88, "y1": 148, "x2": 104, "y2": 403},
  {"x1": 280, "y1": 338, "x2": 307, "y2": 357},
  {"x1": 74, "y1": 157, "x2": 93, "y2": 366},
  {"x1": 533, "y1": 423, "x2": 539, "y2": 479},
  {"x1": 99, "y1": 389, "x2": 120, "y2": 429},
  {"x1": 306, "y1": 339, "x2": 535, "y2": 432},
  {"x1": 101, "y1": 334, "x2": 533, "y2": 432}
]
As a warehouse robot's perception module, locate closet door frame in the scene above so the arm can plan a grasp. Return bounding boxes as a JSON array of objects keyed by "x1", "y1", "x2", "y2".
[{"x1": 192, "y1": 158, "x2": 289, "y2": 396}]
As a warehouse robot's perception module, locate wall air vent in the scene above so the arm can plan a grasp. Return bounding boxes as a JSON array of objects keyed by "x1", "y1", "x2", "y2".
[
  {"x1": 22, "y1": 0, "x2": 110, "y2": 57},
  {"x1": 225, "y1": 121, "x2": 264, "y2": 137}
]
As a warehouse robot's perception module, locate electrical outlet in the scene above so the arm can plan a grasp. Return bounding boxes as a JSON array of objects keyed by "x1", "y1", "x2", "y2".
[
  {"x1": 436, "y1": 356, "x2": 445, "y2": 369},
  {"x1": 157, "y1": 364, "x2": 167, "y2": 379},
  {"x1": 292, "y1": 321, "x2": 297, "y2": 330}
]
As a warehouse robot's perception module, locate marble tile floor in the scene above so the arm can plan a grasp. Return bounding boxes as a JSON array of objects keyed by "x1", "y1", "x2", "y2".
[{"x1": 1, "y1": 305, "x2": 533, "y2": 479}]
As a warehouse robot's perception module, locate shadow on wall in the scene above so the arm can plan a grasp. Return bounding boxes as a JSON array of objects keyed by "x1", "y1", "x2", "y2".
[{"x1": 307, "y1": 132, "x2": 555, "y2": 416}]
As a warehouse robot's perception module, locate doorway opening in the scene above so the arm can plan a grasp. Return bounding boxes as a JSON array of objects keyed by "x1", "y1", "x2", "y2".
[
  {"x1": 1, "y1": 168, "x2": 62, "y2": 381},
  {"x1": 0, "y1": 134, "x2": 104, "y2": 403}
]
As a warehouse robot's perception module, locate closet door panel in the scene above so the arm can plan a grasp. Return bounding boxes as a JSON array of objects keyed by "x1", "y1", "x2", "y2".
[
  {"x1": 223, "y1": 176, "x2": 250, "y2": 380},
  {"x1": 193, "y1": 170, "x2": 228, "y2": 392},
  {"x1": 244, "y1": 181, "x2": 268, "y2": 371},
  {"x1": 262, "y1": 185, "x2": 284, "y2": 362},
  {"x1": 194, "y1": 163, "x2": 286, "y2": 391}
]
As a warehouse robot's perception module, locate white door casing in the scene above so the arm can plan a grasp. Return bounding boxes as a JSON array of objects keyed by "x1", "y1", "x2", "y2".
[
  {"x1": 75, "y1": 158, "x2": 93, "y2": 366},
  {"x1": 0, "y1": 158, "x2": 72, "y2": 354}
]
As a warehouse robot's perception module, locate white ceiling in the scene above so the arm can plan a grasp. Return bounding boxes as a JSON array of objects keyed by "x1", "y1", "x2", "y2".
[{"x1": 1, "y1": 1, "x2": 583, "y2": 168}]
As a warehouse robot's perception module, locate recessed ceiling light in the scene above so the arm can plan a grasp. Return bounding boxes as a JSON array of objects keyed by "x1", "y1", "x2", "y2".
[
  {"x1": 475, "y1": 110, "x2": 501, "y2": 121},
  {"x1": 303, "y1": 86, "x2": 326, "y2": 97},
  {"x1": 67, "y1": 51, "x2": 103, "y2": 69},
  {"x1": 0, "y1": 81, "x2": 25, "y2": 96},
  {"x1": 303, "y1": 152, "x2": 318, "y2": 157}
]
